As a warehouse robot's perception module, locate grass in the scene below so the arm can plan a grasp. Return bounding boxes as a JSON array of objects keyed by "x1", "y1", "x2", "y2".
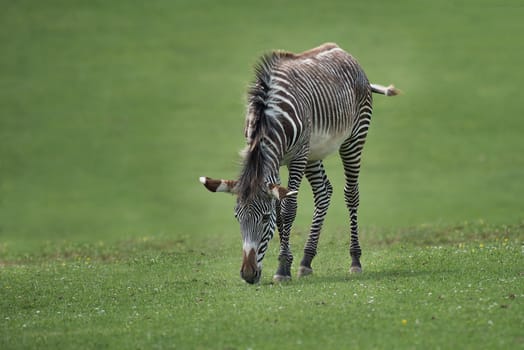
[
  {"x1": 1, "y1": 222, "x2": 523, "y2": 349},
  {"x1": 1, "y1": 0, "x2": 524, "y2": 349}
]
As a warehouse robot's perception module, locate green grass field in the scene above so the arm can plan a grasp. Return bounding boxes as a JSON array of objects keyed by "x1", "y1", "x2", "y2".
[{"x1": 1, "y1": 0, "x2": 523, "y2": 349}]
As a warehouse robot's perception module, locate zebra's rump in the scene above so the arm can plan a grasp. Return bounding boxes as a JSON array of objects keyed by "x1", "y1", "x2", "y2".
[{"x1": 279, "y1": 47, "x2": 369, "y2": 132}]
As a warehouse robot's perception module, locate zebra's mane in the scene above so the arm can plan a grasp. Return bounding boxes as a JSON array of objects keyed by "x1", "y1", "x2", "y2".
[
  {"x1": 248, "y1": 51, "x2": 293, "y2": 130},
  {"x1": 237, "y1": 51, "x2": 291, "y2": 202}
]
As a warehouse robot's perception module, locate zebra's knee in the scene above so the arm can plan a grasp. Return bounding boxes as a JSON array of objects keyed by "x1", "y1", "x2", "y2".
[
  {"x1": 327, "y1": 180, "x2": 333, "y2": 194},
  {"x1": 344, "y1": 182, "x2": 359, "y2": 195},
  {"x1": 325, "y1": 181, "x2": 333, "y2": 200},
  {"x1": 313, "y1": 182, "x2": 333, "y2": 212},
  {"x1": 281, "y1": 197, "x2": 298, "y2": 223},
  {"x1": 344, "y1": 184, "x2": 359, "y2": 207},
  {"x1": 281, "y1": 194, "x2": 297, "y2": 209}
]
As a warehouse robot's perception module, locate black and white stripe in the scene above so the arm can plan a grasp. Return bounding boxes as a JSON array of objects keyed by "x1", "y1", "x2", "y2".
[{"x1": 233, "y1": 43, "x2": 397, "y2": 281}]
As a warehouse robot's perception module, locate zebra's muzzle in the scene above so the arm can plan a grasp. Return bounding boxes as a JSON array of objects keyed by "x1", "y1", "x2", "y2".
[{"x1": 240, "y1": 248, "x2": 260, "y2": 284}]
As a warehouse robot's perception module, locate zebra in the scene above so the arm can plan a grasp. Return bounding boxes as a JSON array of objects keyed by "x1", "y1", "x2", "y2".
[{"x1": 200, "y1": 43, "x2": 398, "y2": 284}]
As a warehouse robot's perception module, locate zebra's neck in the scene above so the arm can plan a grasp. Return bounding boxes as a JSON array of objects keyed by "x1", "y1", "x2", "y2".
[{"x1": 237, "y1": 138, "x2": 281, "y2": 201}]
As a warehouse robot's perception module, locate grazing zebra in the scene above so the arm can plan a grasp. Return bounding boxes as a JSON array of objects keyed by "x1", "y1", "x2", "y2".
[{"x1": 200, "y1": 43, "x2": 398, "y2": 284}]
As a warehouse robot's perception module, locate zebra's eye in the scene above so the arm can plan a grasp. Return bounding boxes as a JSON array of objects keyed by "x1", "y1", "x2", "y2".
[{"x1": 262, "y1": 213, "x2": 271, "y2": 223}]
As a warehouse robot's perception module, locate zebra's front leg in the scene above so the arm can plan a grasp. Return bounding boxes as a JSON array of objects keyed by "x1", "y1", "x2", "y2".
[
  {"x1": 273, "y1": 157, "x2": 307, "y2": 282},
  {"x1": 273, "y1": 196, "x2": 297, "y2": 282},
  {"x1": 298, "y1": 160, "x2": 333, "y2": 277}
]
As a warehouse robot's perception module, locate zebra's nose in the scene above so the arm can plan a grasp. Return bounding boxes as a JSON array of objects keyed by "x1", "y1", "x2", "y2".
[
  {"x1": 240, "y1": 269, "x2": 260, "y2": 284},
  {"x1": 241, "y1": 249, "x2": 260, "y2": 284}
]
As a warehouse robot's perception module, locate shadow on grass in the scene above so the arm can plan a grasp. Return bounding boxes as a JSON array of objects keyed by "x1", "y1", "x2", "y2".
[{"x1": 260, "y1": 267, "x2": 453, "y2": 286}]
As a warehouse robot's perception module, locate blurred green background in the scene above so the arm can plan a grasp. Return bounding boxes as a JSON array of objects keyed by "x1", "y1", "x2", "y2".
[{"x1": 1, "y1": 0, "x2": 523, "y2": 250}]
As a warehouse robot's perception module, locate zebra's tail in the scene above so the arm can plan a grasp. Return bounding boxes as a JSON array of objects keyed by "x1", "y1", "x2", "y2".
[{"x1": 370, "y1": 83, "x2": 400, "y2": 96}]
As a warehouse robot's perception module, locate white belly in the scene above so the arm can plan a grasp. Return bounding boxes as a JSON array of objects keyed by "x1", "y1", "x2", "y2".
[{"x1": 308, "y1": 131, "x2": 349, "y2": 160}]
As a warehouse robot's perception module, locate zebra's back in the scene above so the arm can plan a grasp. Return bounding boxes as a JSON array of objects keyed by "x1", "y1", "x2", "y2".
[{"x1": 265, "y1": 44, "x2": 372, "y2": 161}]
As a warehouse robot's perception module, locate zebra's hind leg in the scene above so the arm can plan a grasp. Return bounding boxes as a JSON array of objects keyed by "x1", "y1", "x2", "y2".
[
  {"x1": 298, "y1": 160, "x2": 333, "y2": 277},
  {"x1": 339, "y1": 133, "x2": 369, "y2": 273},
  {"x1": 274, "y1": 156, "x2": 307, "y2": 282},
  {"x1": 344, "y1": 182, "x2": 363, "y2": 274}
]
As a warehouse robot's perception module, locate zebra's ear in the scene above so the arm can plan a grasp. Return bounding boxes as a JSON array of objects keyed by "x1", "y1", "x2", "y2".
[
  {"x1": 268, "y1": 184, "x2": 298, "y2": 200},
  {"x1": 199, "y1": 176, "x2": 238, "y2": 194}
]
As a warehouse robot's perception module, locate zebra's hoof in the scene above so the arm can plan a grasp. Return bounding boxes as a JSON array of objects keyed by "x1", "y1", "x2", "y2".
[
  {"x1": 273, "y1": 274, "x2": 291, "y2": 283},
  {"x1": 349, "y1": 266, "x2": 362, "y2": 274},
  {"x1": 297, "y1": 266, "x2": 313, "y2": 277}
]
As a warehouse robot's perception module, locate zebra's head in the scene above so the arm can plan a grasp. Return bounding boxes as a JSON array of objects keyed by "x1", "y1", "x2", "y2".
[{"x1": 200, "y1": 176, "x2": 296, "y2": 284}]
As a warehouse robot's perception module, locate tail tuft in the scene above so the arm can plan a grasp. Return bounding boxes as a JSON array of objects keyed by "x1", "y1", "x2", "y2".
[{"x1": 370, "y1": 83, "x2": 401, "y2": 96}]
